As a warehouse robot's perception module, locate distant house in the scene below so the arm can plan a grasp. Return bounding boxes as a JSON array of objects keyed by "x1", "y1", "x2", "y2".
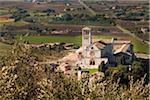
[
  {"x1": 64, "y1": 8, "x2": 74, "y2": 12},
  {"x1": 112, "y1": 6, "x2": 116, "y2": 10},
  {"x1": 55, "y1": 13, "x2": 64, "y2": 18},
  {"x1": 141, "y1": 27, "x2": 149, "y2": 34},
  {"x1": 65, "y1": 3, "x2": 71, "y2": 6},
  {"x1": 111, "y1": 5, "x2": 120, "y2": 10}
]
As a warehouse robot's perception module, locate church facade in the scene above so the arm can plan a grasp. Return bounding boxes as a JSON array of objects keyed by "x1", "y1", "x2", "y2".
[{"x1": 76, "y1": 27, "x2": 134, "y2": 69}]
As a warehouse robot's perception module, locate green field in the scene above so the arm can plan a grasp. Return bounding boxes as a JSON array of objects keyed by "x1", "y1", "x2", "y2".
[
  {"x1": 0, "y1": 9, "x2": 9, "y2": 15},
  {"x1": 0, "y1": 42, "x2": 11, "y2": 56},
  {"x1": 17, "y1": 35, "x2": 82, "y2": 45},
  {"x1": 17, "y1": 35, "x2": 149, "y2": 54},
  {"x1": 82, "y1": 68, "x2": 98, "y2": 74},
  {"x1": 0, "y1": 20, "x2": 29, "y2": 26}
]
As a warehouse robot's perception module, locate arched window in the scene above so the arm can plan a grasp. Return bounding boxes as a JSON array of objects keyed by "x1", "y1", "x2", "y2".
[
  {"x1": 89, "y1": 59, "x2": 95, "y2": 65},
  {"x1": 78, "y1": 52, "x2": 83, "y2": 60}
]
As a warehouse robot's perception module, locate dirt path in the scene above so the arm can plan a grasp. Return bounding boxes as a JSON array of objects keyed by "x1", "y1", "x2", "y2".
[
  {"x1": 116, "y1": 24, "x2": 148, "y2": 44},
  {"x1": 78, "y1": 0, "x2": 96, "y2": 16},
  {"x1": 135, "y1": 53, "x2": 150, "y2": 59}
]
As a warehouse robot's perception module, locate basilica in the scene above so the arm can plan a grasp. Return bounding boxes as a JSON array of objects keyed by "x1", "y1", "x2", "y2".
[
  {"x1": 59, "y1": 27, "x2": 135, "y2": 74},
  {"x1": 76, "y1": 27, "x2": 134, "y2": 69}
]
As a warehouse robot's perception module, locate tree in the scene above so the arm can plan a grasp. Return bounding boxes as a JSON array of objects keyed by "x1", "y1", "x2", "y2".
[
  {"x1": 62, "y1": 14, "x2": 73, "y2": 21},
  {"x1": 98, "y1": 61, "x2": 105, "y2": 72}
]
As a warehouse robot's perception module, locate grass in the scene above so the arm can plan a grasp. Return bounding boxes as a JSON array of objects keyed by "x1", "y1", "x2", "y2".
[
  {"x1": 16, "y1": 35, "x2": 116, "y2": 45},
  {"x1": 0, "y1": 9, "x2": 9, "y2": 15},
  {"x1": 17, "y1": 35, "x2": 82, "y2": 45},
  {"x1": 0, "y1": 42, "x2": 11, "y2": 56},
  {"x1": 82, "y1": 68, "x2": 98, "y2": 74},
  {"x1": 0, "y1": 42, "x2": 10, "y2": 49},
  {"x1": 0, "y1": 20, "x2": 29, "y2": 26},
  {"x1": 12, "y1": 29, "x2": 36, "y2": 33},
  {"x1": 144, "y1": 40, "x2": 150, "y2": 44},
  {"x1": 17, "y1": 36, "x2": 81, "y2": 45},
  {"x1": 17, "y1": 35, "x2": 149, "y2": 53},
  {"x1": 6, "y1": 20, "x2": 29, "y2": 26},
  {"x1": 132, "y1": 38, "x2": 149, "y2": 54},
  {"x1": 50, "y1": 20, "x2": 114, "y2": 26},
  {"x1": 12, "y1": 20, "x2": 29, "y2": 26}
]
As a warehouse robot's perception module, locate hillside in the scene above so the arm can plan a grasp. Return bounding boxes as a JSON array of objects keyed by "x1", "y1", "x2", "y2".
[{"x1": 0, "y1": 43, "x2": 149, "y2": 99}]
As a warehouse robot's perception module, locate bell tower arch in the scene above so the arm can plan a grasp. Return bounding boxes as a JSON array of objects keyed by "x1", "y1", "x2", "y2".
[{"x1": 82, "y1": 27, "x2": 92, "y2": 49}]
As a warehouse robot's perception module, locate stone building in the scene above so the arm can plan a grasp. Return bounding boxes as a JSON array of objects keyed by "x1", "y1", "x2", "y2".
[
  {"x1": 76, "y1": 27, "x2": 134, "y2": 69},
  {"x1": 59, "y1": 27, "x2": 134, "y2": 76}
]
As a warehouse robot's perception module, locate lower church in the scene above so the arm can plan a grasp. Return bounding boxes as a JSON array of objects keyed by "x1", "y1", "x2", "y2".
[{"x1": 76, "y1": 27, "x2": 134, "y2": 69}]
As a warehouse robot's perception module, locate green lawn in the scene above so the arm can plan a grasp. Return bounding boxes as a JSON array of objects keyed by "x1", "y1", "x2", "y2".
[
  {"x1": 17, "y1": 35, "x2": 82, "y2": 45},
  {"x1": 82, "y1": 68, "x2": 98, "y2": 74},
  {"x1": 6, "y1": 20, "x2": 29, "y2": 26},
  {"x1": 0, "y1": 9, "x2": 9, "y2": 15},
  {"x1": 17, "y1": 35, "x2": 149, "y2": 54},
  {"x1": 132, "y1": 39, "x2": 149, "y2": 54},
  {"x1": 0, "y1": 42, "x2": 11, "y2": 56},
  {"x1": 0, "y1": 42, "x2": 10, "y2": 49},
  {"x1": 145, "y1": 40, "x2": 150, "y2": 44}
]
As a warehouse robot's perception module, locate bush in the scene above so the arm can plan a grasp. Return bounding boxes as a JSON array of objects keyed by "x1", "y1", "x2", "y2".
[{"x1": 11, "y1": 8, "x2": 29, "y2": 21}]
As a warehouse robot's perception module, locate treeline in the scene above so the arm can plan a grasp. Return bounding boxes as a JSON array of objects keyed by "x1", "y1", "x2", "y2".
[
  {"x1": 52, "y1": 14, "x2": 115, "y2": 25},
  {"x1": 11, "y1": 8, "x2": 30, "y2": 21}
]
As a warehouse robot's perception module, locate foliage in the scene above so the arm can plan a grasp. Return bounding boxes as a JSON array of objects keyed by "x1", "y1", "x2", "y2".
[
  {"x1": 0, "y1": 42, "x2": 149, "y2": 100},
  {"x1": 43, "y1": 8, "x2": 55, "y2": 15},
  {"x1": 105, "y1": 60, "x2": 148, "y2": 84},
  {"x1": 11, "y1": 8, "x2": 30, "y2": 21},
  {"x1": 0, "y1": 42, "x2": 11, "y2": 56},
  {"x1": 53, "y1": 14, "x2": 115, "y2": 25},
  {"x1": 98, "y1": 61, "x2": 105, "y2": 72},
  {"x1": 30, "y1": 43, "x2": 68, "y2": 61}
]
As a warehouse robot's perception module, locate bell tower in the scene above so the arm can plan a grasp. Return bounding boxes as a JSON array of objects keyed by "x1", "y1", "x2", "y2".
[{"x1": 82, "y1": 27, "x2": 92, "y2": 49}]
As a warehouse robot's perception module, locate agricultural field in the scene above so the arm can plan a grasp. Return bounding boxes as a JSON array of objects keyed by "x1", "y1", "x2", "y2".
[
  {"x1": 116, "y1": 20, "x2": 149, "y2": 42},
  {"x1": 17, "y1": 34, "x2": 149, "y2": 54},
  {"x1": 0, "y1": 0, "x2": 149, "y2": 54},
  {"x1": 0, "y1": 17, "x2": 15, "y2": 23},
  {"x1": 0, "y1": 1, "x2": 84, "y2": 12},
  {"x1": 17, "y1": 35, "x2": 82, "y2": 45},
  {"x1": 0, "y1": 9, "x2": 8, "y2": 15},
  {"x1": 0, "y1": 42, "x2": 11, "y2": 56}
]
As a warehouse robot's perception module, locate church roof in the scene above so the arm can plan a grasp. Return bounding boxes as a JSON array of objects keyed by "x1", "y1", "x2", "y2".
[
  {"x1": 82, "y1": 27, "x2": 91, "y2": 30},
  {"x1": 113, "y1": 40, "x2": 132, "y2": 56},
  {"x1": 114, "y1": 43, "x2": 131, "y2": 54},
  {"x1": 93, "y1": 40, "x2": 108, "y2": 49},
  {"x1": 92, "y1": 40, "x2": 132, "y2": 54}
]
